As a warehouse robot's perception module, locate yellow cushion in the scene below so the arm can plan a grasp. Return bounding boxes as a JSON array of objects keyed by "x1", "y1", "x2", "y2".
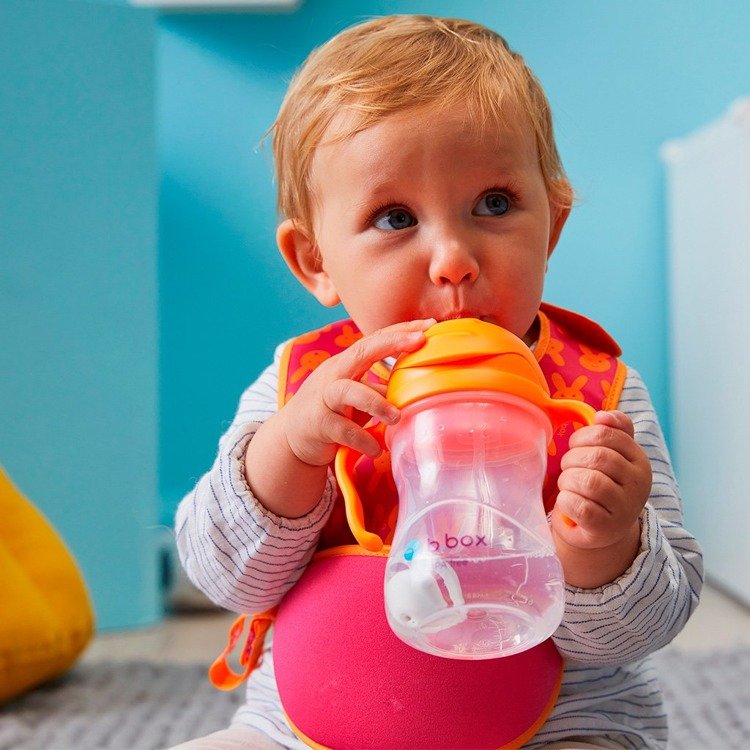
[{"x1": 0, "y1": 466, "x2": 94, "y2": 702}]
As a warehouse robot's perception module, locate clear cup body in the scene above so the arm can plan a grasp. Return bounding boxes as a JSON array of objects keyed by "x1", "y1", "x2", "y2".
[{"x1": 384, "y1": 391, "x2": 564, "y2": 659}]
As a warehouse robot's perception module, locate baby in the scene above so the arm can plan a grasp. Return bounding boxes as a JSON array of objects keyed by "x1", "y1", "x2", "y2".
[{"x1": 173, "y1": 15, "x2": 703, "y2": 750}]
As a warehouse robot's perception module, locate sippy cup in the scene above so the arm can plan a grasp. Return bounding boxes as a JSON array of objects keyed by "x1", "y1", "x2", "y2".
[{"x1": 335, "y1": 319, "x2": 595, "y2": 660}]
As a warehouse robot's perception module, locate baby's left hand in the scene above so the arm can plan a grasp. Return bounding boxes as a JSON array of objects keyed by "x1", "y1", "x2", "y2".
[{"x1": 552, "y1": 410, "x2": 652, "y2": 552}]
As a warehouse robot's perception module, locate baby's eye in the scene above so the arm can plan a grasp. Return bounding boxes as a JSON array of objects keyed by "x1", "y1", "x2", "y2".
[
  {"x1": 473, "y1": 192, "x2": 511, "y2": 216},
  {"x1": 373, "y1": 208, "x2": 417, "y2": 231}
]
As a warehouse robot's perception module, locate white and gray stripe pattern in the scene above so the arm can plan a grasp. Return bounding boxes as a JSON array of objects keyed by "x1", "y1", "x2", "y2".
[{"x1": 175, "y1": 345, "x2": 703, "y2": 749}]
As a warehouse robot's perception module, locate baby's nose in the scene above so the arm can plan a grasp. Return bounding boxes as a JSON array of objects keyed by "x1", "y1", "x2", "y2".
[{"x1": 428, "y1": 237, "x2": 480, "y2": 286}]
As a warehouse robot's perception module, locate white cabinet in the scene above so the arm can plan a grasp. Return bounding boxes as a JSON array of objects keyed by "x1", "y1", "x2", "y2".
[{"x1": 662, "y1": 99, "x2": 750, "y2": 606}]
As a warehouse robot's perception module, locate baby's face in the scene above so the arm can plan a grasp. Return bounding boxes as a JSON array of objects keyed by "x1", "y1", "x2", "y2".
[{"x1": 301, "y1": 103, "x2": 568, "y2": 342}]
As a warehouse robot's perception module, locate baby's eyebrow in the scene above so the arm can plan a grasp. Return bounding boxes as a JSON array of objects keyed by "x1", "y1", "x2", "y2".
[{"x1": 358, "y1": 175, "x2": 408, "y2": 197}]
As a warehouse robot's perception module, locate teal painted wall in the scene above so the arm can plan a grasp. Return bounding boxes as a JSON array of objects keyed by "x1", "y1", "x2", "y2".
[
  {"x1": 157, "y1": 0, "x2": 750, "y2": 521},
  {"x1": 5, "y1": 0, "x2": 749, "y2": 625},
  {"x1": 157, "y1": 11, "x2": 340, "y2": 522},
  {"x1": 0, "y1": 0, "x2": 161, "y2": 629}
]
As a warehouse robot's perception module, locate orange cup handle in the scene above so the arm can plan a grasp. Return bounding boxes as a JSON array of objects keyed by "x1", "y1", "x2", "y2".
[
  {"x1": 334, "y1": 421, "x2": 386, "y2": 552},
  {"x1": 545, "y1": 398, "x2": 597, "y2": 432},
  {"x1": 545, "y1": 398, "x2": 597, "y2": 529}
]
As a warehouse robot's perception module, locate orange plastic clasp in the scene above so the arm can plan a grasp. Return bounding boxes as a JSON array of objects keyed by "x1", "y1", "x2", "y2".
[{"x1": 209, "y1": 608, "x2": 277, "y2": 691}]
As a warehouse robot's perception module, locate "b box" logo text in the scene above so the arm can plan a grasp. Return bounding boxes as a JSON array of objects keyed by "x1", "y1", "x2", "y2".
[{"x1": 428, "y1": 533, "x2": 487, "y2": 552}]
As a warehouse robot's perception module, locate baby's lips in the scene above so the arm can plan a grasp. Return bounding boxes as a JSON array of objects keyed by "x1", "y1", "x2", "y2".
[{"x1": 430, "y1": 310, "x2": 481, "y2": 323}]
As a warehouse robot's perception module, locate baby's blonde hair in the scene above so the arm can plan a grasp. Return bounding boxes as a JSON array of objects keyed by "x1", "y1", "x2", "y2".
[{"x1": 271, "y1": 15, "x2": 573, "y2": 233}]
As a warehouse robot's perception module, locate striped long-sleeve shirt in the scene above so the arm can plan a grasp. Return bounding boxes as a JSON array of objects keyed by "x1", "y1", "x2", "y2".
[{"x1": 175, "y1": 342, "x2": 703, "y2": 749}]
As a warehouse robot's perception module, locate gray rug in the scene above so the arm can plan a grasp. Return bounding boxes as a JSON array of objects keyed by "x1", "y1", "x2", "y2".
[
  {"x1": 654, "y1": 648, "x2": 750, "y2": 749},
  {"x1": 0, "y1": 661, "x2": 244, "y2": 750},
  {"x1": 1, "y1": 648, "x2": 748, "y2": 749}
]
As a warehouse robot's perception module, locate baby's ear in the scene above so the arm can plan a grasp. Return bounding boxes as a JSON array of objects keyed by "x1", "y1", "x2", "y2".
[
  {"x1": 276, "y1": 219, "x2": 340, "y2": 307},
  {"x1": 546, "y1": 199, "x2": 571, "y2": 260},
  {"x1": 546, "y1": 179, "x2": 574, "y2": 259}
]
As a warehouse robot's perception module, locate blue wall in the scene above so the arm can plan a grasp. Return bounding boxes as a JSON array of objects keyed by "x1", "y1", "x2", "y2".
[
  {"x1": 157, "y1": 16, "x2": 326, "y2": 521},
  {"x1": 157, "y1": 0, "x2": 750, "y2": 520},
  {"x1": 0, "y1": 0, "x2": 161, "y2": 629},
  {"x1": 4, "y1": 0, "x2": 749, "y2": 626}
]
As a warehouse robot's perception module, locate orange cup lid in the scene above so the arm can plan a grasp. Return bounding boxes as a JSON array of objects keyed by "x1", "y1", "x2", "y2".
[
  {"x1": 388, "y1": 318, "x2": 549, "y2": 408},
  {"x1": 387, "y1": 318, "x2": 596, "y2": 431}
]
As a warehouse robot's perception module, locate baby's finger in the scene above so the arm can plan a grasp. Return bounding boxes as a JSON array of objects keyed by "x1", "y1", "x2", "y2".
[
  {"x1": 362, "y1": 378, "x2": 388, "y2": 396},
  {"x1": 568, "y1": 421, "x2": 642, "y2": 464},
  {"x1": 593, "y1": 409, "x2": 634, "y2": 437},
  {"x1": 551, "y1": 491, "x2": 614, "y2": 541},
  {"x1": 557, "y1": 467, "x2": 619, "y2": 513},
  {"x1": 554, "y1": 488, "x2": 607, "y2": 523},
  {"x1": 320, "y1": 412, "x2": 383, "y2": 458},
  {"x1": 560, "y1": 445, "x2": 632, "y2": 487},
  {"x1": 331, "y1": 319, "x2": 436, "y2": 381},
  {"x1": 324, "y1": 379, "x2": 400, "y2": 425}
]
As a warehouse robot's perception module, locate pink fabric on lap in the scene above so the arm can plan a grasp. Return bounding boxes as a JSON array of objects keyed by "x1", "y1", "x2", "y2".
[{"x1": 274, "y1": 551, "x2": 562, "y2": 749}]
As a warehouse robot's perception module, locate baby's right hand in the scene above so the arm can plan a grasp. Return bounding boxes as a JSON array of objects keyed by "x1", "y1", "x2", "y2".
[{"x1": 278, "y1": 319, "x2": 435, "y2": 467}]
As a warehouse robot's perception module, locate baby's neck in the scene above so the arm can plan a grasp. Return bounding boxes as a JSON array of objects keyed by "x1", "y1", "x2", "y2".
[{"x1": 522, "y1": 317, "x2": 540, "y2": 350}]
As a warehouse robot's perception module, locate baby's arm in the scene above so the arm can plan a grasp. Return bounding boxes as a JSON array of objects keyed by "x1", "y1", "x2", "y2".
[
  {"x1": 551, "y1": 368, "x2": 704, "y2": 664},
  {"x1": 174, "y1": 346, "x2": 331, "y2": 614}
]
